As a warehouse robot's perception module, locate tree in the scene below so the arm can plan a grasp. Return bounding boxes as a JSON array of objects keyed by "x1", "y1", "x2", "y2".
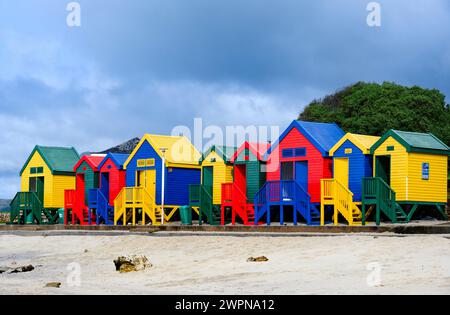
[{"x1": 299, "y1": 82, "x2": 450, "y2": 146}]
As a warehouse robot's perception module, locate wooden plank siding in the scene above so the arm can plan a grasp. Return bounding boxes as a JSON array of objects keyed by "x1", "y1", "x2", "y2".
[
  {"x1": 202, "y1": 151, "x2": 233, "y2": 205},
  {"x1": 407, "y1": 153, "x2": 448, "y2": 203},
  {"x1": 21, "y1": 151, "x2": 54, "y2": 208},
  {"x1": 267, "y1": 127, "x2": 332, "y2": 203},
  {"x1": 332, "y1": 140, "x2": 373, "y2": 202},
  {"x1": 373, "y1": 136, "x2": 409, "y2": 201}
]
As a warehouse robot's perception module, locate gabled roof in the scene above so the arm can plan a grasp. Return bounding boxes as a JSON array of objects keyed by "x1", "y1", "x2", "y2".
[
  {"x1": 370, "y1": 130, "x2": 450, "y2": 155},
  {"x1": 231, "y1": 142, "x2": 271, "y2": 163},
  {"x1": 74, "y1": 155, "x2": 106, "y2": 172},
  {"x1": 266, "y1": 120, "x2": 345, "y2": 157},
  {"x1": 329, "y1": 133, "x2": 380, "y2": 156},
  {"x1": 124, "y1": 134, "x2": 202, "y2": 168},
  {"x1": 201, "y1": 145, "x2": 239, "y2": 164},
  {"x1": 20, "y1": 146, "x2": 80, "y2": 176},
  {"x1": 98, "y1": 153, "x2": 130, "y2": 170}
]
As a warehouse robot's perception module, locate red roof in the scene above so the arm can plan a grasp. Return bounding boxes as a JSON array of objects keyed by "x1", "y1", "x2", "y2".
[
  {"x1": 231, "y1": 141, "x2": 271, "y2": 163},
  {"x1": 73, "y1": 155, "x2": 106, "y2": 172}
]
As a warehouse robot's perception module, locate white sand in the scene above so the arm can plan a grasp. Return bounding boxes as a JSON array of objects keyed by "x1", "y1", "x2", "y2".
[{"x1": 0, "y1": 233, "x2": 449, "y2": 295}]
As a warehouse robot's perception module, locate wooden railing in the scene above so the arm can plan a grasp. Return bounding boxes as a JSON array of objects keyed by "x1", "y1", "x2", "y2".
[
  {"x1": 221, "y1": 183, "x2": 233, "y2": 204},
  {"x1": 254, "y1": 180, "x2": 312, "y2": 224},
  {"x1": 114, "y1": 187, "x2": 158, "y2": 225},
  {"x1": 89, "y1": 189, "x2": 110, "y2": 224},
  {"x1": 64, "y1": 190, "x2": 76, "y2": 208},
  {"x1": 321, "y1": 179, "x2": 361, "y2": 225},
  {"x1": 190, "y1": 184, "x2": 217, "y2": 224},
  {"x1": 10, "y1": 192, "x2": 43, "y2": 224},
  {"x1": 189, "y1": 185, "x2": 201, "y2": 206},
  {"x1": 362, "y1": 177, "x2": 396, "y2": 222}
]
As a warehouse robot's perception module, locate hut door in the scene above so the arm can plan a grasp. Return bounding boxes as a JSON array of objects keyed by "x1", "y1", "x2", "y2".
[
  {"x1": 235, "y1": 164, "x2": 247, "y2": 195},
  {"x1": 334, "y1": 158, "x2": 349, "y2": 188},
  {"x1": 202, "y1": 166, "x2": 214, "y2": 196},
  {"x1": 137, "y1": 170, "x2": 156, "y2": 198},
  {"x1": 376, "y1": 156, "x2": 391, "y2": 185},
  {"x1": 29, "y1": 177, "x2": 45, "y2": 203},
  {"x1": 76, "y1": 174, "x2": 86, "y2": 205},
  {"x1": 295, "y1": 161, "x2": 308, "y2": 191},
  {"x1": 281, "y1": 162, "x2": 294, "y2": 180},
  {"x1": 101, "y1": 173, "x2": 110, "y2": 201}
]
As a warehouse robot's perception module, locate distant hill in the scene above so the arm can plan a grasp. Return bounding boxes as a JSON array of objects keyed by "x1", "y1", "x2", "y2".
[
  {"x1": 0, "y1": 199, "x2": 11, "y2": 212},
  {"x1": 97, "y1": 138, "x2": 140, "y2": 154}
]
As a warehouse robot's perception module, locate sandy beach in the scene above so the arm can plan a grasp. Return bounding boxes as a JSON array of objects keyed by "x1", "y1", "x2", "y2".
[{"x1": 0, "y1": 232, "x2": 449, "y2": 295}]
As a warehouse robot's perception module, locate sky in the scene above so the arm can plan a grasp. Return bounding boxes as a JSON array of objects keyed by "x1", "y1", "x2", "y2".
[{"x1": 0, "y1": 0, "x2": 449, "y2": 198}]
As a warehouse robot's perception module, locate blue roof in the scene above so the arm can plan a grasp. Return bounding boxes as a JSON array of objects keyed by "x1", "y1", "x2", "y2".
[
  {"x1": 267, "y1": 120, "x2": 345, "y2": 157},
  {"x1": 98, "y1": 153, "x2": 130, "y2": 170}
]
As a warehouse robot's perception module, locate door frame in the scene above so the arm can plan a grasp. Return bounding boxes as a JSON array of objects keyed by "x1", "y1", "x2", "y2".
[
  {"x1": 375, "y1": 155, "x2": 392, "y2": 185},
  {"x1": 334, "y1": 157, "x2": 349, "y2": 188},
  {"x1": 29, "y1": 176, "x2": 45, "y2": 203},
  {"x1": 101, "y1": 172, "x2": 110, "y2": 200},
  {"x1": 136, "y1": 169, "x2": 156, "y2": 197},
  {"x1": 280, "y1": 161, "x2": 295, "y2": 181},
  {"x1": 294, "y1": 161, "x2": 308, "y2": 191}
]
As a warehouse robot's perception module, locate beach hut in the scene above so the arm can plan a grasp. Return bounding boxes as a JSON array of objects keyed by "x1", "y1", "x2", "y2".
[
  {"x1": 189, "y1": 145, "x2": 237, "y2": 225},
  {"x1": 88, "y1": 153, "x2": 129, "y2": 225},
  {"x1": 363, "y1": 130, "x2": 450, "y2": 224},
  {"x1": 64, "y1": 154, "x2": 105, "y2": 225},
  {"x1": 10, "y1": 146, "x2": 80, "y2": 224},
  {"x1": 321, "y1": 133, "x2": 380, "y2": 226},
  {"x1": 255, "y1": 120, "x2": 345, "y2": 225},
  {"x1": 115, "y1": 134, "x2": 201, "y2": 226},
  {"x1": 221, "y1": 142, "x2": 270, "y2": 225}
]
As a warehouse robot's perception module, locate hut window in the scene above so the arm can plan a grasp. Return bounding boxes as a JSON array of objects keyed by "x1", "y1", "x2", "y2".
[
  {"x1": 210, "y1": 158, "x2": 217, "y2": 163},
  {"x1": 146, "y1": 159, "x2": 155, "y2": 167},
  {"x1": 30, "y1": 167, "x2": 43, "y2": 174},
  {"x1": 422, "y1": 163, "x2": 430, "y2": 180},
  {"x1": 282, "y1": 149, "x2": 294, "y2": 158},
  {"x1": 387, "y1": 146, "x2": 395, "y2": 151},
  {"x1": 294, "y1": 148, "x2": 306, "y2": 157},
  {"x1": 344, "y1": 148, "x2": 353, "y2": 154},
  {"x1": 137, "y1": 159, "x2": 146, "y2": 167}
]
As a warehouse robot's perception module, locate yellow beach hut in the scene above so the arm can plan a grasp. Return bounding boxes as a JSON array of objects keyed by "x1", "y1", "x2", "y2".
[
  {"x1": 10, "y1": 146, "x2": 80, "y2": 224},
  {"x1": 189, "y1": 145, "x2": 237, "y2": 225},
  {"x1": 364, "y1": 130, "x2": 450, "y2": 224}
]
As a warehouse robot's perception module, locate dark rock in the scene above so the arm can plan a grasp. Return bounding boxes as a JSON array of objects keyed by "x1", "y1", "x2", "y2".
[
  {"x1": 114, "y1": 255, "x2": 152, "y2": 273},
  {"x1": 0, "y1": 265, "x2": 34, "y2": 274},
  {"x1": 247, "y1": 256, "x2": 269, "y2": 262},
  {"x1": 9, "y1": 265, "x2": 35, "y2": 273}
]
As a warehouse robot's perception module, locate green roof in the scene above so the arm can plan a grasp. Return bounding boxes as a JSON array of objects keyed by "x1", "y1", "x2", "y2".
[
  {"x1": 201, "y1": 145, "x2": 238, "y2": 163},
  {"x1": 20, "y1": 146, "x2": 80, "y2": 176},
  {"x1": 371, "y1": 130, "x2": 450, "y2": 155}
]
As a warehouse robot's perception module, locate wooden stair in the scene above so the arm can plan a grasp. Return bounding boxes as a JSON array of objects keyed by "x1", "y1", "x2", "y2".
[
  {"x1": 254, "y1": 180, "x2": 318, "y2": 225},
  {"x1": 9, "y1": 192, "x2": 45, "y2": 225},
  {"x1": 221, "y1": 183, "x2": 256, "y2": 225},
  {"x1": 189, "y1": 184, "x2": 220, "y2": 225},
  {"x1": 321, "y1": 179, "x2": 362, "y2": 226},
  {"x1": 114, "y1": 187, "x2": 160, "y2": 226},
  {"x1": 361, "y1": 177, "x2": 409, "y2": 225}
]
